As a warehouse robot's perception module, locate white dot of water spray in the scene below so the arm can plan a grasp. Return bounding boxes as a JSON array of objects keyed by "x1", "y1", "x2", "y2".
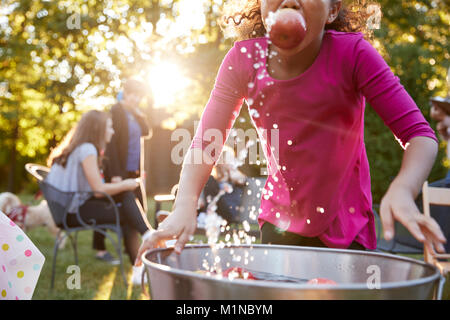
[{"x1": 243, "y1": 220, "x2": 250, "y2": 232}]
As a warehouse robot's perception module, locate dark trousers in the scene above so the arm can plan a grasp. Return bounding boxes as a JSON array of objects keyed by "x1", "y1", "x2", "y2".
[
  {"x1": 261, "y1": 222, "x2": 366, "y2": 250},
  {"x1": 69, "y1": 191, "x2": 149, "y2": 264},
  {"x1": 94, "y1": 169, "x2": 146, "y2": 259}
]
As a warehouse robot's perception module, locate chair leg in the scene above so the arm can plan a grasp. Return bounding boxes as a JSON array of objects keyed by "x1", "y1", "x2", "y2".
[
  {"x1": 50, "y1": 236, "x2": 62, "y2": 290},
  {"x1": 154, "y1": 202, "x2": 161, "y2": 229},
  {"x1": 68, "y1": 232, "x2": 79, "y2": 266}
]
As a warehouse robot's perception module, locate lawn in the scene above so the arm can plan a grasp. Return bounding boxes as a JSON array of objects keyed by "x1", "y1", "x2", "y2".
[{"x1": 16, "y1": 194, "x2": 450, "y2": 300}]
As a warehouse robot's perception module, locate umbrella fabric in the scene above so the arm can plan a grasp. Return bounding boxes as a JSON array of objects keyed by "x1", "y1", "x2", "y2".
[{"x1": 0, "y1": 210, "x2": 45, "y2": 300}]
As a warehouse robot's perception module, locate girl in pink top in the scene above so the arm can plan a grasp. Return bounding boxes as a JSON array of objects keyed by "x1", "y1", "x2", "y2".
[{"x1": 136, "y1": 0, "x2": 446, "y2": 263}]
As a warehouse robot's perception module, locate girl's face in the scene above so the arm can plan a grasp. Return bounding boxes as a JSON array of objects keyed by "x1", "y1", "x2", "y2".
[
  {"x1": 104, "y1": 118, "x2": 114, "y2": 144},
  {"x1": 261, "y1": 0, "x2": 341, "y2": 54}
]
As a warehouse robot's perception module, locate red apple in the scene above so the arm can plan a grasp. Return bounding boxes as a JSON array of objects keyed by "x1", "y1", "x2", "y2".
[
  {"x1": 222, "y1": 267, "x2": 256, "y2": 280},
  {"x1": 307, "y1": 277, "x2": 338, "y2": 285},
  {"x1": 268, "y1": 8, "x2": 307, "y2": 50}
]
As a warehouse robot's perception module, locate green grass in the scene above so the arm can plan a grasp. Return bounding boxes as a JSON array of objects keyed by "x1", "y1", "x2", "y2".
[
  {"x1": 16, "y1": 193, "x2": 450, "y2": 300},
  {"x1": 25, "y1": 195, "x2": 172, "y2": 300}
]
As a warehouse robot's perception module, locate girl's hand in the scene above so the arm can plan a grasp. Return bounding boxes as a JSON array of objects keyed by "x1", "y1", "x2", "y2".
[
  {"x1": 134, "y1": 203, "x2": 198, "y2": 266},
  {"x1": 380, "y1": 182, "x2": 446, "y2": 253},
  {"x1": 122, "y1": 178, "x2": 139, "y2": 191}
]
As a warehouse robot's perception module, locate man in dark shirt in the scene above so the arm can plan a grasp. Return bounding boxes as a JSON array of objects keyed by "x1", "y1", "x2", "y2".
[{"x1": 96, "y1": 79, "x2": 154, "y2": 263}]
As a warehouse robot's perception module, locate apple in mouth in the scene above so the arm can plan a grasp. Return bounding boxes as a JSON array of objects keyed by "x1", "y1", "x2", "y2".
[{"x1": 267, "y1": 8, "x2": 307, "y2": 50}]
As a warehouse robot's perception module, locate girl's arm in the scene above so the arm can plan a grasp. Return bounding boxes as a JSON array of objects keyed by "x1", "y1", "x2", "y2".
[
  {"x1": 134, "y1": 44, "x2": 247, "y2": 264},
  {"x1": 82, "y1": 155, "x2": 138, "y2": 197},
  {"x1": 380, "y1": 136, "x2": 446, "y2": 252},
  {"x1": 353, "y1": 37, "x2": 446, "y2": 251}
]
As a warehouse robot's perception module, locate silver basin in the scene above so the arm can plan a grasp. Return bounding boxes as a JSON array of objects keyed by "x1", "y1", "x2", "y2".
[{"x1": 142, "y1": 244, "x2": 444, "y2": 300}]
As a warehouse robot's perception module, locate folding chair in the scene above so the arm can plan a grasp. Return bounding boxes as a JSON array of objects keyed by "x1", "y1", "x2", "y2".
[
  {"x1": 422, "y1": 181, "x2": 450, "y2": 276},
  {"x1": 25, "y1": 163, "x2": 127, "y2": 289}
]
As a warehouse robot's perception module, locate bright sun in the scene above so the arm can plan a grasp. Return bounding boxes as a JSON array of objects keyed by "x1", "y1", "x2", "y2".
[{"x1": 146, "y1": 61, "x2": 190, "y2": 108}]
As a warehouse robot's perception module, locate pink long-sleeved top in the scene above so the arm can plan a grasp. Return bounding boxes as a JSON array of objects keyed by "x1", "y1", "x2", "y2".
[{"x1": 191, "y1": 30, "x2": 437, "y2": 250}]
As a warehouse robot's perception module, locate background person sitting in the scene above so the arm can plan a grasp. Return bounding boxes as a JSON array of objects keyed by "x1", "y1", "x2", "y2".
[
  {"x1": 46, "y1": 110, "x2": 155, "y2": 283},
  {"x1": 197, "y1": 146, "x2": 247, "y2": 226}
]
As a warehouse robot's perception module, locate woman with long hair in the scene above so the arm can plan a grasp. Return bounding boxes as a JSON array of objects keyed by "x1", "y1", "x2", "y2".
[{"x1": 46, "y1": 110, "x2": 153, "y2": 283}]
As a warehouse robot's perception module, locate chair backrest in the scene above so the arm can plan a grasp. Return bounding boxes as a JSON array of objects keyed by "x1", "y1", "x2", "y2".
[
  {"x1": 25, "y1": 163, "x2": 50, "y2": 181},
  {"x1": 422, "y1": 181, "x2": 450, "y2": 262},
  {"x1": 39, "y1": 181, "x2": 75, "y2": 228}
]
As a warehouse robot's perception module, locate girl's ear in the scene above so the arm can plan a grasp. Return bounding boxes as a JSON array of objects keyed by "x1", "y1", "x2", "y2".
[{"x1": 326, "y1": 0, "x2": 342, "y2": 24}]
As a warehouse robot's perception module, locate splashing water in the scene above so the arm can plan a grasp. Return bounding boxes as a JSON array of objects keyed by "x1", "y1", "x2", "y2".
[{"x1": 200, "y1": 140, "x2": 262, "y2": 278}]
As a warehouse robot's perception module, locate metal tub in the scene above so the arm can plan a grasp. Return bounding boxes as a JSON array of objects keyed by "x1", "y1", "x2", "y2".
[{"x1": 142, "y1": 244, "x2": 444, "y2": 300}]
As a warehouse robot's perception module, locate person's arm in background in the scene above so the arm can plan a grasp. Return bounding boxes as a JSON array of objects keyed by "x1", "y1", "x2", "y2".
[
  {"x1": 353, "y1": 37, "x2": 446, "y2": 252},
  {"x1": 82, "y1": 154, "x2": 138, "y2": 196},
  {"x1": 135, "y1": 44, "x2": 247, "y2": 264}
]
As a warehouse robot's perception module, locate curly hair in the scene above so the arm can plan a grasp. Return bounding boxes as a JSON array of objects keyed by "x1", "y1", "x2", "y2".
[{"x1": 220, "y1": 0, "x2": 375, "y2": 41}]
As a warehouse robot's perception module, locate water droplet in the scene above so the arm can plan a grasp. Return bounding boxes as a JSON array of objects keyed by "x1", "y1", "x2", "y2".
[
  {"x1": 247, "y1": 98, "x2": 254, "y2": 106},
  {"x1": 247, "y1": 53, "x2": 252, "y2": 59},
  {"x1": 349, "y1": 207, "x2": 355, "y2": 214},
  {"x1": 243, "y1": 220, "x2": 250, "y2": 232},
  {"x1": 273, "y1": 124, "x2": 278, "y2": 129},
  {"x1": 316, "y1": 207, "x2": 325, "y2": 214},
  {"x1": 248, "y1": 82, "x2": 255, "y2": 89},
  {"x1": 240, "y1": 47, "x2": 247, "y2": 53},
  {"x1": 249, "y1": 109, "x2": 260, "y2": 118},
  {"x1": 287, "y1": 140, "x2": 293, "y2": 145},
  {"x1": 253, "y1": 63, "x2": 260, "y2": 69},
  {"x1": 306, "y1": 219, "x2": 311, "y2": 224},
  {"x1": 276, "y1": 212, "x2": 280, "y2": 218},
  {"x1": 228, "y1": 66, "x2": 233, "y2": 70}
]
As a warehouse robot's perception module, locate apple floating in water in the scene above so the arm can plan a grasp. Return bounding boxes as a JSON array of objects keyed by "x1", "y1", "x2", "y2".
[{"x1": 267, "y1": 8, "x2": 307, "y2": 50}]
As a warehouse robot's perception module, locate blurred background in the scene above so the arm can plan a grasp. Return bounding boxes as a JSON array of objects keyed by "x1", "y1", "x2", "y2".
[{"x1": 0, "y1": 0, "x2": 449, "y2": 204}]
